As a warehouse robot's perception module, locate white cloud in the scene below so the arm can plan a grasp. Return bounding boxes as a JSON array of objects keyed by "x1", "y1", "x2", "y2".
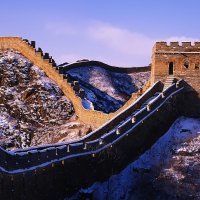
[
  {"x1": 45, "y1": 21, "x2": 200, "y2": 66},
  {"x1": 87, "y1": 22, "x2": 154, "y2": 57}
]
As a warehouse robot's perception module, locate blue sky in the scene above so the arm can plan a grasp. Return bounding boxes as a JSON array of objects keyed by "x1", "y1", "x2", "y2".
[{"x1": 1, "y1": 0, "x2": 200, "y2": 66}]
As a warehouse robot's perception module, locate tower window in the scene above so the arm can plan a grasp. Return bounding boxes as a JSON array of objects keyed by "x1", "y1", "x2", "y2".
[
  {"x1": 195, "y1": 63, "x2": 199, "y2": 70},
  {"x1": 184, "y1": 62, "x2": 189, "y2": 69},
  {"x1": 169, "y1": 62, "x2": 174, "y2": 75}
]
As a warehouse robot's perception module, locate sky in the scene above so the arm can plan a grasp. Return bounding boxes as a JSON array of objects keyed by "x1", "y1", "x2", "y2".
[{"x1": 1, "y1": 0, "x2": 200, "y2": 67}]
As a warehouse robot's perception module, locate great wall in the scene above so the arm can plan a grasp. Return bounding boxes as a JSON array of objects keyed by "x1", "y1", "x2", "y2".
[
  {"x1": 0, "y1": 38, "x2": 200, "y2": 199},
  {"x1": 0, "y1": 37, "x2": 150, "y2": 129}
]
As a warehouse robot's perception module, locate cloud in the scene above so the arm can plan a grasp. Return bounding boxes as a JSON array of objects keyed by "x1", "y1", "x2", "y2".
[
  {"x1": 44, "y1": 21, "x2": 200, "y2": 66},
  {"x1": 87, "y1": 22, "x2": 155, "y2": 57}
]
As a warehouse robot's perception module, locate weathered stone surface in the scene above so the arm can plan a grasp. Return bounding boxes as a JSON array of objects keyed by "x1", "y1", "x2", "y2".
[
  {"x1": 151, "y1": 42, "x2": 200, "y2": 91},
  {"x1": 151, "y1": 42, "x2": 200, "y2": 117},
  {"x1": 0, "y1": 50, "x2": 90, "y2": 150}
]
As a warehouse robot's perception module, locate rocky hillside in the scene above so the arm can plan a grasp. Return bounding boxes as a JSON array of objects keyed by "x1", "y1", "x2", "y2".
[
  {"x1": 0, "y1": 50, "x2": 90, "y2": 150},
  {"x1": 67, "y1": 66, "x2": 150, "y2": 113},
  {"x1": 66, "y1": 117, "x2": 200, "y2": 200},
  {"x1": 0, "y1": 50, "x2": 150, "y2": 150}
]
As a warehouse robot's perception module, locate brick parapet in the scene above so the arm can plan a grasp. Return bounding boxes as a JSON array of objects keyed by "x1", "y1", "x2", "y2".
[
  {"x1": 152, "y1": 42, "x2": 200, "y2": 86},
  {"x1": 154, "y1": 41, "x2": 200, "y2": 52}
]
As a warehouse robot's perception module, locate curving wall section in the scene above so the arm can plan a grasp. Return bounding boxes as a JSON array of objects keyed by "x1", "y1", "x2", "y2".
[
  {"x1": 59, "y1": 60, "x2": 150, "y2": 73},
  {"x1": 0, "y1": 37, "x2": 189, "y2": 199},
  {"x1": 12, "y1": 80, "x2": 162, "y2": 153},
  {"x1": 0, "y1": 80, "x2": 185, "y2": 199},
  {"x1": 0, "y1": 37, "x2": 150, "y2": 128}
]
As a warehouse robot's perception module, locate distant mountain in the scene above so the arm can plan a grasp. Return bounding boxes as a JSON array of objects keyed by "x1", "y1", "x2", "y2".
[{"x1": 64, "y1": 64, "x2": 150, "y2": 113}]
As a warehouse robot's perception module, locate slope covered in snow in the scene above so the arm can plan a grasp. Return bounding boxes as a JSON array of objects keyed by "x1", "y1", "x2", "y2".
[
  {"x1": 67, "y1": 66, "x2": 150, "y2": 113},
  {"x1": 0, "y1": 50, "x2": 90, "y2": 150},
  {"x1": 66, "y1": 117, "x2": 200, "y2": 200}
]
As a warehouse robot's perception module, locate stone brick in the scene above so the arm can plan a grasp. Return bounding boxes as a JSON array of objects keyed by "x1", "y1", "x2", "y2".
[{"x1": 151, "y1": 41, "x2": 200, "y2": 95}]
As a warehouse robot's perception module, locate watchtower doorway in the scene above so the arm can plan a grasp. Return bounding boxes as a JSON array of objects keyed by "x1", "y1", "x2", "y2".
[{"x1": 169, "y1": 62, "x2": 174, "y2": 75}]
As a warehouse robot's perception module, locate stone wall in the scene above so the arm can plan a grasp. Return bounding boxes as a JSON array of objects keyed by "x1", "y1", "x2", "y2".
[
  {"x1": 60, "y1": 60, "x2": 150, "y2": 73},
  {"x1": 0, "y1": 82, "x2": 184, "y2": 200},
  {"x1": 0, "y1": 38, "x2": 198, "y2": 199},
  {"x1": 151, "y1": 41, "x2": 200, "y2": 116},
  {"x1": 0, "y1": 37, "x2": 150, "y2": 128},
  {"x1": 151, "y1": 42, "x2": 200, "y2": 89}
]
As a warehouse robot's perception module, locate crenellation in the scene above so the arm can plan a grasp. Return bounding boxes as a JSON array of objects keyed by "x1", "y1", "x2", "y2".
[
  {"x1": 0, "y1": 37, "x2": 156, "y2": 130},
  {"x1": 49, "y1": 56, "x2": 53, "y2": 63},
  {"x1": 63, "y1": 74, "x2": 68, "y2": 80},
  {"x1": 72, "y1": 81, "x2": 79, "y2": 91},
  {"x1": 36, "y1": 51, "x2": 43, "y2": 58},
  {"x1": 36, "y1": 47, "x2": 43, "y2": 57},
  {"x1": 181, "y1": 42, "x2": 192, "y2": 47},
  {"x1": 170, "y1": 42, "x2": 180, "y2": 47},
  {"x1": 43, "y1": 52, "x2": 49, "y2": 59},
  {"x1": 0, "y1": 86, "x2": 184, "y2": 198},
  {"x1": 23, "y1": 39, "x2": 29, "y2": 43},
  {"x1": 152, "y1": 40, "x2": 200, "y2": 108},
  {"x1": 58, "y1": 66, "x2": 64, "y2": 74},
  {"x1": 37, "y1": 47, "x2": 43, "y2": 52},
  {"x1": 78, "y1": 88, "x2": 85, "y2": 98},
  {"x1": 31, "y1": 41, "x2": 36, "y2": 48},
  {"x1": 194, "y1": 42, "x2": 200, "y2": 47},
  {"x1": 154, "y1": 41, "x2": 200, "y2": 53},
  {"x1": 155, "y1": 42, "x2": 168, "y2": 49},
  {"x1": 0, "y1": 37, "x2": 200, "y2": 199}
]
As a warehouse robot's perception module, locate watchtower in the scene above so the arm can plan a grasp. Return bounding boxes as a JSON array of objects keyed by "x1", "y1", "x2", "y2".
[{"x1": 151, "y1": 41, "x2": 200, "y2": 94}]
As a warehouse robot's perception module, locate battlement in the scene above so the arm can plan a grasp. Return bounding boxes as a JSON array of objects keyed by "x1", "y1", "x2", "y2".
[
  {"x1": 0, "y1": 81, "x2": 185, "y2": 199},
  {"x1": 0, "y1": 37, "x2": 151, "y2": 128},
  {"x1": 152, "y1": 40, "x2": 200, "y2": 115},
  {"x1": 0, "y1": 37, "x2": 197, "y2": 199},
  {"x1": 154, "y1": 41, "x2": 200, "y2": 52}
]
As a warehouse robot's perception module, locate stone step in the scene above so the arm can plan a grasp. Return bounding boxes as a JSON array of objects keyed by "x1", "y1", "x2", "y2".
[
  {"x1": 165, "y1": 81, "x2": 173, "y2": 84},
  {"x1": 165, "y1": 79, "x2": 174, "y2": 81},
  {"x1": 163, "y1": 76, "x2": 175, "y2": 91}
]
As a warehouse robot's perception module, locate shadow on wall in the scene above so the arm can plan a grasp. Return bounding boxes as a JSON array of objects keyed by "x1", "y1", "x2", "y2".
[
  {"x1": 181, "y1": 82, "x2": 200, "y2": 117},
  {"x1": 87, "y1": 66, "x2": 138, "y2": 98},
  {"x1": 110, "y1": 72, "x2": 138, "y2": 97},
  {"x1": 68, "y1": 66, "x2": 138, "y2": 98},
  {"x1": 67, "y1": 66, "x2": 139, "y2": 113},
  {"x1": 75, "y1": 78, "x2": 124, "y2": 113}
]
